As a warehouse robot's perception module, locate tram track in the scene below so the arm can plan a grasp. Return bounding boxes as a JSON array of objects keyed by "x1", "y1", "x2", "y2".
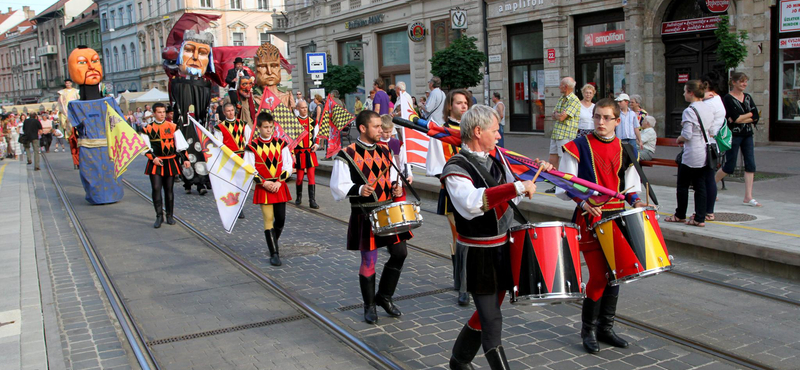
[{"x1": 293, "y1": 179, "x2": 792, "y2": 370}]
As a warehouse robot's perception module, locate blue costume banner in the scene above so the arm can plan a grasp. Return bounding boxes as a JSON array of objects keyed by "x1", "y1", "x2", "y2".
[{"x1": 68, "y1": 97, "x2": 125, "y2": 204}]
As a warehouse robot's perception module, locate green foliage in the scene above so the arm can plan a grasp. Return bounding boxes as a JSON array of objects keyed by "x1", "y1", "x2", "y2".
[
  {"x1": 715, "y1": 15, "x2": 749, "y2": 71},
  {"x1": 429, "y1": 36, "x2": 487, "y2": 89},
  {"x1": 321, "y1": 64, "x2": 362, "y2": 95}
]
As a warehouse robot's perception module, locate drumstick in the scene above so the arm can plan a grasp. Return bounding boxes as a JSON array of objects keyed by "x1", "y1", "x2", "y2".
[
  {"x1": 531, "y1": 165, "x2": 545, "y2": 183},
  {"x1": 646, "y1": 183, "x2": 650, "y2": 207}
]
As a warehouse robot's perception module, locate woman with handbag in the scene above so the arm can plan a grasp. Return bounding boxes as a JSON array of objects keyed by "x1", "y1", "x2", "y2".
[
  {"x1": 665, "y1": 80, "x2": 716, "y2": 227},
  {"x1": 715, "y1": 72, "x2": 761, "y2": 207},
  {"x1": 700, "y1": 72, "x2": 729, "y2": 221}
]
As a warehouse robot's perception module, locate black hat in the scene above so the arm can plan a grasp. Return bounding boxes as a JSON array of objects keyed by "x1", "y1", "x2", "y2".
[{"x1": 233, "y1": 57, "x2": 244, "y2": 64}]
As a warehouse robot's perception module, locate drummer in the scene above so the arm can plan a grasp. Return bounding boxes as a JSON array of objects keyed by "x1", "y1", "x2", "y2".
[
  {"x1": 556, "y1": 97, "x2": 652, "y2": 354},
  {"x1": 443, "y1": 105, "x2": 551, "y2": 369},
  {"x1": 330, "y1": 110, "x2": 412, "y2": 325}
]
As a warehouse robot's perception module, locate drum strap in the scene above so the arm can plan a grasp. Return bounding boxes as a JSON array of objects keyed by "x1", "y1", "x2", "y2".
[
  {"x1": 621, "y1": 144, "x2": 659, "y2": 206},
  {"x1": 386, "y1": 154, "x2": 421, "y2": 202},
  {"x1": 462, "y1": 152, "x2": 529, "y2": 225}
]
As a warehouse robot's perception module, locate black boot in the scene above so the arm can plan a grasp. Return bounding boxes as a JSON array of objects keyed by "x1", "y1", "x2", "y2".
[
  {"x1": 376, "y1": 267, "x2": 402, "y2": 317},
  {"x1": 238, "y1": 209, "x2": 245, "y2": 219},
  {"x1": 484, "y1": 346, "x2": 511, "y2": 370},
  {"x1": 153, "y1": 197, "x2": 163, "y2": 228},
  {"x1": 295, "y1": 184, "x2": 302, "y2": 205},
  {"x1": 165, "y1": 197, "x2": 176, "y2": 225},
  {"x1": 448, "y1": 324, "x2": 482, "y2": 370},
  {"x1": 153, "y1": 215, "x2": 163, "y2": 228},
  {"x1": 458, "y1": 292, "x2": 470, "y2": 306},
  {"x1": 308, "y1": 184, "x2": 319, "y2": 209},
  {"x1": 359, "y1": 274, "x2": 378, "y2": 324},
  {"x1": 597, "y1": 292, "x2": 629, "y2": 348},
  {"x1": 274, "y1": 226, "x2": 283, "y2": 241},
  {"x1": 264, "y1": 229, "x2": 282, "y2": 266},
  {"x1": 581, "y1": 298, "x2": 602, "y2": 353}
]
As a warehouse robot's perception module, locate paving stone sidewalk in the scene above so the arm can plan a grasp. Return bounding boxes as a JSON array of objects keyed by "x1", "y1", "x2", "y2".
[{"x1": 120, "y1": 155, "x2": 774, "y2": 370}]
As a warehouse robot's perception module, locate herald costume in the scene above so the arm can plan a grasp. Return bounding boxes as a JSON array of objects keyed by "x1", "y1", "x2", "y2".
[
  {"x1": 330, "y1": 138, "x2": 411, "y2": 325},
  {"x1": 558, "y1": 132, "x2": 642, "y2": 354},
  {"x1": 170, "y1": 29, "x2": 215, "y2": 195},
  {"x1": 293, "y1": 114, "x2": 319, "y2": 208},
  {"x1": 234, "y1": 76, "x2": 256, "y2": 129},
  {"x1": 142, "y1": 119, "x2": 189, "y2": 227},
  {"x1": 244, "y1": 132, "x2": 292, "y2": 266},
  {"x1": 66, "y1": 46, "x2": 125, "y2": 204},
  {"x1": 443, "y1": 146, "x2": 525, "y2": 370}
]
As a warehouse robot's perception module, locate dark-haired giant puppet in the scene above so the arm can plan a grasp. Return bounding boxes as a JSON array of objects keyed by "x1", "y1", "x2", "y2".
[
  {"x1": 235, "y1": 75, "x2": 256, "y2": 129},
  {"x1": 67, "y1": 46, "x2": 125, "y2": 204},
  {"x1": 171, "y1": 29, "x2": 214, "y2": 195}
]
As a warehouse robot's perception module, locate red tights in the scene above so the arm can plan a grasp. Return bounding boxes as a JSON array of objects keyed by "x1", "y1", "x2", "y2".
[{"x1": 296, "y1": 167, "x2": 315, "y2": 185}]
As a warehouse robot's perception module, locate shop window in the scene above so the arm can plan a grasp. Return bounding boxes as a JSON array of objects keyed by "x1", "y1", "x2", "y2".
[
  {"x1": 339, "y1": 38, "x2": 366, "y2": 110},
  {"x1": 378, "y1": 30, "x2": 411, "y2": 95},
  {"x1": 508, "y1": 21, "x2": 544, "y2": 133},
  {"x1": 431, "y1": 19, "x2": 464, "y2": 54},
  {"x1": 575, "y1": 10, "x2": 625, "y2": 101},
  {"x1": 780, "y1": 48, "x2": 800, "y2": 120}
]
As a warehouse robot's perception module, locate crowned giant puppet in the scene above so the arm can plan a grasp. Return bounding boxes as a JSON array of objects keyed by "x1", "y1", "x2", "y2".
[
  {"x1": 170, "y1": 29, "x2": 214, "y2": 195},
  {"x1": 67, "y1": 46, "x2": 125, "y2": 204}
]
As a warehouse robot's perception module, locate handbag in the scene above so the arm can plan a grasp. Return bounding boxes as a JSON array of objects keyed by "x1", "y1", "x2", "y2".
[
  {"x1": 689, "y1": 106, "x2": 718, "y2": 169},
  {"x1": 715, "y1": 123, "x2": 732, "y2": 152},
  {"x1": 17, "y1": 134, "x2": 26, "y2": 144},
  {"x1": 675, "y1": 149, "x2": 683, "y2": 165}
]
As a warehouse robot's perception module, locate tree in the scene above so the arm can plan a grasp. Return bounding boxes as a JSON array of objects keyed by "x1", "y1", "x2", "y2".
[
  {"x1": 430, "y1": 36, "x2": 487, "y2": 90},
  {"x1": 320, "y1": 64, "x2": 362, "y2": 96},
  {"x1": 715, "y1": 15, "x2": 748, "y2": 72}
]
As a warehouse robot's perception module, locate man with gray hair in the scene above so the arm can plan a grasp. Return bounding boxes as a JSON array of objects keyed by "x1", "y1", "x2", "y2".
[
  {"x1": 639, "y1": 115, "x2": 657, "y2": 161},
  {"x1": 547, "y1": 77, "x2": 581, "y2": 192},
  {"x1": 442, "y1": 105, "x2": 552, "y2": 369}
]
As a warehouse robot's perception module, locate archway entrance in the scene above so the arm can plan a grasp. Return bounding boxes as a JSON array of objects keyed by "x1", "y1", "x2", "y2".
[{"x1": 661, "y1": 1, "x2": 727, "y2": 137}]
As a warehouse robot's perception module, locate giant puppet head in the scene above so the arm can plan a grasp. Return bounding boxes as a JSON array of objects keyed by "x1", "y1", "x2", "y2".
[
  {"x1": 238, "y1": 76, "x2": 254, "y2": 98},
  {"x1": 254, "y1": 43, "x2": 282, "y2": 88},
  {"x1": 178, "y1": 30, "x2": 215, "y2": 77},
  {"x1": 68, "y1": 46, "x2": 103, "y2": 85}
]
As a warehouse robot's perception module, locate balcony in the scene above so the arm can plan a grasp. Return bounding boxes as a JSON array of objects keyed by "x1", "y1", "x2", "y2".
[{"x1": 37, "y1": 45, "x2": 58, "y2": 57}]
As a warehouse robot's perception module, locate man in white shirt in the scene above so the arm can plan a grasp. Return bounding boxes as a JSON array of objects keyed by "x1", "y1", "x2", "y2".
[
  {"x1": 639, "y1": 116, "x2": 657, "y2": 161},
  {"x1": 614, "y1": 93, "x2": 642, "y2": 157}
]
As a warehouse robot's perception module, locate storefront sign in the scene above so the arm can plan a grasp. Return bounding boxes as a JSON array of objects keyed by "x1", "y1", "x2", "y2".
[
  {"x1": 697, "y1": 0, "x2": 729, "y2": 13},
  {"x1": 547, "y1": 49, "x2": 556, "y2": 63},
  {"x1": 497, "y1": 0, "x2": 544, "y2": 14},
  {"x1": 781, "y1": 0, "x2": 800, "y2": 33},
  {"x1": 678, "y1": 73, "x2": 689, "y2": 83},
  {"x1": 488, "y1": 55, "x2": 501, "y2": 63},
  {"x1": 451, "y1": 9, "x2": 468, "y2": 30},
  {"x1": 780, "y1": 37, "x2": 800, "y2": 49},
  {"x1": 583, "y1": 30, "x2": 625, "y2": 47},
  {"x1": 661, "y1": 16, "x2": 720, "y2": 35},
  {"x1": 349, "y1": 45, "x2": 363, "y2": 61},
  {"x1": 408, "y1": 22, "x2": 426, "y2": 42},
  {"x1": 345, "y1": 14, "x2": 385, "y2": 30}
]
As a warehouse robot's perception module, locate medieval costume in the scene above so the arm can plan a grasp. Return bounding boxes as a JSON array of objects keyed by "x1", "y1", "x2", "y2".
[
  {"x1": 142, "y1": 119, "x2": 189, "y2": 228},
  {"x1": 245, "y1": 133, "x2": 292, "y2": 266},
  {"x1": 214, "y1": 116, "x2": 251, "y2": 157},
  {"x1": 443, "y1": 146, "x2": 525, "y2": 370},
  {"x1": 66, "y1": 46, "x2": 124, "y2": 204},
  {"x1": 232, "y1": 76, "x2": 256, "y2": 129},
  {"x1": 58, "y1": 83, "x2": 80, "y2": 168},
  {"x1": 558, "y1": 133, "x2": 642, "y2": 354},
  {"x1": 331, "y1": 139, "x2": 411, "y2": 325},
  {"x1": 293, "y1": 113, "x2": 319, "y2": 208}
]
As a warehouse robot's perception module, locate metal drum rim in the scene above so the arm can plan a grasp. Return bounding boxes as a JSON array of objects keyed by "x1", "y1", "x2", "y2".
[
  {"x1": 589, "y1": 206, "x2": 657, "y2": 230},
  {"x1": 509, "y1": 221, "x2": 579, "y2": 232},
  {"x1": 510, "y1": 292, "x2": 585, "y2": 306},
  {"x1": 609, "y1": 264, "x2": 673, "y2": 286},
  {"x1": 370, "y1": 200, "x2": 420, "y2": 213},
  {"x1": 373, "y1": 221, "x2": 423, "y2": 237}
]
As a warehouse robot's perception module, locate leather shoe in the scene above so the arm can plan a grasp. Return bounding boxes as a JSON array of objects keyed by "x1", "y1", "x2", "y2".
[
  {"x1": 363, "y1": 305, "x2": 378, "y2": 324},
  {"x1": 166, "y1": 216, "x2": 176, "y2": 225},
  {"x1": 199, "y1": 189, "x2": 208, "y2": 195},
  {"x1": 457, "y1": 292, "x2": 470, "y2": 306},
  {"x1": 376, "y1": 294, "x2": 401, "y2": 317},
  {"x1": 597, "y1": 329, "x2": 628, "y2": 348},
  {"x1": 153, "y1": 216, "x2": 163, "y2": 229}
]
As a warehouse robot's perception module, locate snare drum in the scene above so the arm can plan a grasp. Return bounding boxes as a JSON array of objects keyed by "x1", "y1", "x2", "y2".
[
  {"x1": 508, "y1": 222, "x2": 584, "y2": 305},
  {"x1": 590, "y1": 207, "x2": 673, "y2": 285},
  {"x1": 369, "y1": 201, "x2": 423, "y2": 237}
]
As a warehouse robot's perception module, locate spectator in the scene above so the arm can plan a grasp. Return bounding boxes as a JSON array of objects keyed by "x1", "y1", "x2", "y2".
[
  {"x1": 53, "y1": 125, "x2": 66, "y2": 152},
  {"x1": 639, "y1": 116, "x2": 657, "y2": 161},
  {"x1": 354, "y1": 96, "x2": 364, "y2": 115},
  {"x1": 40, "y1": 114, "x2": 53, "y2": 153},
  {"x1": 666, "y1": 80, "x2": 715, "y2": 227},
  {"x1": 134, "y1": 107, "x2": 144, "y2": 128},
  {"x1": 422, "y1": 77, "x2": 446, "y2": 124},
  {"x1": 419, "y1": 96, "x2": 427, "y2": 111},
  {"x1": 491, "y1": 92, "x2": 506, "y2": 147},
  {"x1": 372, "y1": 79, "x2": 391, "y2": 115},
  {"x1": 313, "y1": 94, "x2": 324, "y2": 123},
  {"x1": 468, "y1": 90, "x2": 478, "y2": 105},
  {"x1": 615, "y1": 93, "x2": 643, "y2": 157},
  {"x1": 716, "y1": 72, "x2": 761, "y2": 207},
  {"x1": 387, "y1": 84, "x2": 397, "y2": 105},
  {"x1": 701, "y1": 71, "x2": 727, "y2": 220},
  {"x1": 144, "y1": 104, "x2": 151, "y2": 113},
  {"x1": 22, "y1": 112, "x2": 42, "y2": 170},
  {"x1": 364, "y1": 90, "x2": 374, "y2": 112},
  {"x1": 295, "y1": 91, "x2": 306, "y2": 104},
  {"x1": 331, "y1": 90, "x2": 344, "y2": 107},
  {"x1": 547, "y1": 77, "x2": 580, "y2": 193},
  {"x1": 629, "y1": 94, "x2": 648, "y2": 127},
  {"x1": 8, "y1": 114, "x2": 20, "y2": 159},
  {"x1": 577, "y1": 84, "x2": 596, "y2": 138}
]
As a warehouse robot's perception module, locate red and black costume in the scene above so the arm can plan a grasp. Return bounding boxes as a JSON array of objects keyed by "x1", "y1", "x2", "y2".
[
  {"x1": 293, "y1": 115, "x2": 320, "y2": 208},
  {"x1": 442, "y1": 147, "x2": 525, "y2": 369},
  {"x1": 142, "y1": 120, "x2": 188, "y2": 227},
  {"x1": 559, "y1": 132, "x2": 642, "y2": 354},
  {"x1": 215, "y1": 118, "x2": 249, "y2": 157},
  {"x1": 245, "y1": 133, "x2": 293, "y2": 266},
  {"x1": 330, "y1": 139, "x2": 411, "y2": 325}
]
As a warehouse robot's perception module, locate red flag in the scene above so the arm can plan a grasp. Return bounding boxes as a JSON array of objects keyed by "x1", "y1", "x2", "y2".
[
  {"x1": 257, "y1": 88, "x2": 307, "y2": 150},
  {"x1": 318, "y1": 95, "x2": 355, "y2": 158}
]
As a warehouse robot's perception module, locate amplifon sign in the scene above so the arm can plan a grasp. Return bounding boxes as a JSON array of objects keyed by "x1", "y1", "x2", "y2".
[
  {"x1": 497, "y1": 0, "x2": 544, "y2": 14},
  {"x1": 661, "y1": 16, "x2": 720, "y2": 35},
  {"x1": 584, "y1": 30, "x2": 625, "y2": 47}
]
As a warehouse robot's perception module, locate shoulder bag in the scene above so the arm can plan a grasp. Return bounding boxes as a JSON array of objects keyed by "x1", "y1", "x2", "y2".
[{"x1": 689, "y1": 106, "x2": 718, "y2": 169}]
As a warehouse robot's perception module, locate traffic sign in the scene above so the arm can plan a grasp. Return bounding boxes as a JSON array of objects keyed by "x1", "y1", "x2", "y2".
[
  {"x1": 314, "y1": 80, "x2": 323, "y2": 85},
  {"x1": 311, "y1": 73, "x2": 324, "y2": 80},
  {"x1": 306, "y1": 52, "x2": 328, "y2": 74}
]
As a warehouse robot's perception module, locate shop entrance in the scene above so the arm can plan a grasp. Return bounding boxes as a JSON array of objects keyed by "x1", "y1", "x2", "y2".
[{"x1": 507, "y1": 21, "x2": 544, "y2": 133}]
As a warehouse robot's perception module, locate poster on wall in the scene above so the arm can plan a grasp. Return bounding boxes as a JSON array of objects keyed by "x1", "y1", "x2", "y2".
[
  {"x1": 545, "y1": 70, "x2": 560, "y2": 87},
  {"x1": 523, "y1": 72, "x2": 530, "y2": 100},
  {"x1": 537, "y1": 70, "x2": 546, "y2": 100},
  {"x1": 613, "y1": 64, "x2": 625, "y2": 94},
  {"x1": 782, "y1": 0, "x2": 800, "y2": 33}
]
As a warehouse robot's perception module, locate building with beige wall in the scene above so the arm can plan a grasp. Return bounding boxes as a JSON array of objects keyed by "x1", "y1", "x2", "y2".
[{"x1": 0, "y1": 20, "x2": 43, "y2": 105}]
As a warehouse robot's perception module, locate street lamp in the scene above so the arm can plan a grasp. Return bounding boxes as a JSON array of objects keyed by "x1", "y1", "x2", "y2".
[{"x1": 309, "y1": 40, "x2": 316, "y2": 52}]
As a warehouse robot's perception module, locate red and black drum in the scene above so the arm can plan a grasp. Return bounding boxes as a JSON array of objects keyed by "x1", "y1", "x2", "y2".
[
  {"x1": 508, "y1": 222, "x2": 584, "y2": 305},
  {"x1": 590, "y1": 207, "x2": 674, "y2": 285}
]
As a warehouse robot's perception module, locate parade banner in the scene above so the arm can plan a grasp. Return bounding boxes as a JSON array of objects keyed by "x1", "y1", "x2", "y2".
[
  {"x1": 397, "y1": 91, "x2": 430, "y2": 171},
  {"x1": 104, "y1": 101, "x2": 148, "y2": 179},
  {"x1": 191, "y1": 117, "x2": 257, "y2": 233},
  {"x1": 318, "y1": 95, "x2": 356, "y2": 158},
  {"x1": 257, "y1": 88, "x2": 307, "y2": 150}
]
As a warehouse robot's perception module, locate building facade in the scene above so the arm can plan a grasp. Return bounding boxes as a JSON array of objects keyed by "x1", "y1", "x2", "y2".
[
  {"x1": 0, "y1": 20, "x2": 43, "y2": 105},
  {"x1": 281, "y1": 0, "x2": 484, "y2": 111},
  {"x1": 33, "y1": 0, "x2": 95, "y2": 99},
  {"x1": 98, "y1": 0, "x2": 142, "y2": 94}
]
